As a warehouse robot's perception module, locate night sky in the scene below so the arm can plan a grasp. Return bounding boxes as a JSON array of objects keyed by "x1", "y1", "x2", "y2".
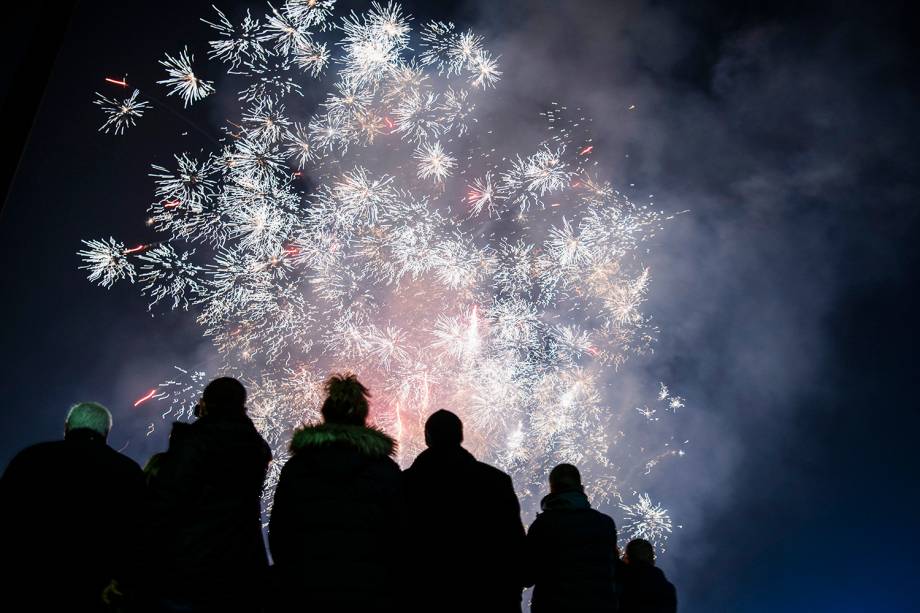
[{"x1": 2, "y1": 1, "x2": 919, "y2": 611}]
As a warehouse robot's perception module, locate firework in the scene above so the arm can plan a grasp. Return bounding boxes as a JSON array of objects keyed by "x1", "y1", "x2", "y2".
[
  {"x1": 94, "y1": 89, "x2": 151, "y2": 135},
  {"x1": 393, "y1": 90, "x2": 445, "y2": 144},
  {"x1": 78, "y1": 238, "x2": 138, "y2": 287},
  {"x1": 284, "y1": 122, "x2": 316, "y2": 168},
  {"x1": 293, "y1": 39, "x2": 331, "y2": 77},
  {"x1": 242, "y1": 99, "x2": 293, "y2": 143},
  {"x1": 283, "y1": 0, "x2": 337, "y2": 30},
  {"x1": 263, "y1": 4, "x2": 313, "y2": 56},
  {"x1": 414, "y1": 141, "x2": 456, "y2": 182},
  {"x1": 465, "y1": 173, "x2": 497, "y2": 218},
  {"x1": 158, "y1": 47, "x2": 215, "y2": 107},
  {"x1": 85, "y1": 1, "x2": 686, "y2": 549},
  {"x1": 202, "y1": 7, "x2": 268, "y2": 71},
  {"x1": 620, "y1": 493, "x2": 673, "y2": 549}
]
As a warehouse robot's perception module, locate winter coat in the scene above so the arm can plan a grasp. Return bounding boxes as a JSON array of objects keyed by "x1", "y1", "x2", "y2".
[
  {"x1": 269, "y1": 422, "x2": 404, "y2": 612},
  {"x1": 0, "y1": 428, "x2": 145, "y2": 612},
  {"x1": 525, "y1": 489, "x2": 619, "y2": 613},
  {"x1": 617, "y1": 560, "x2": 677, "y2": 613},
  {"x1": 145, "y1": 413, "x2": 271, "y2": 610},
  {"x1": 402, "y1": 445, "x2": 526, "y2": 613}
]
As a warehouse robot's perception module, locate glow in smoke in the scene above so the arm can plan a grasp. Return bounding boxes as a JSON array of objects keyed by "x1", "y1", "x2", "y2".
[{"x1": 81, "y1": 0, "x2": 686, "y2": 547}]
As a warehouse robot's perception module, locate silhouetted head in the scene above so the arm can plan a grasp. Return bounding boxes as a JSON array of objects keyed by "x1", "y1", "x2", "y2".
[
  {"x1": 424, "y1": 410, "x2": 463, "y2": 448},
  {"x1": 197, "y1": 377, "x2": 247, "y2": 417},
  {"x1": 549, "y1": 463, "x2": 583, "y2": 494},
  {"x1": 65, "y1": 402, "x2": 113, "y2": 439},
  {"x1": 321, "y1": 373, "x2": 370, "y2": 426},
  {"x1": 143, "y1": 452, "x2": 166, "y2": 486},
  {"x1": 625, "y1": 538, "x2": 656, "y2": 565}
]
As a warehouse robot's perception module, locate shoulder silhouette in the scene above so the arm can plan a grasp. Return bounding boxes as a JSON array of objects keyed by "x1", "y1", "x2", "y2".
[
  {"x1": 525, "y1": 463, "x2": 619, "y2": 613},
  {"x1": 0, "y1": 402, "x2": 145, "y2": 612},
  {"x1": 617, "y1": 539, "x2": 677, "y2": 613},
  {"x1": 403, "y1": 409, "x2": 526, "y2": 613},
  {"x1": 145, "y1": 377, "x2": 271, "y2": 612},
  {"x1": 269, "y1": 373, "x2": 404, "y2": 612}
]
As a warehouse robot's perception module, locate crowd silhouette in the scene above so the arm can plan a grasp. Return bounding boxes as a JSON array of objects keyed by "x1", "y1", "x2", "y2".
[{"x1": 0, "y1": 375, "x2": 677, "y2": 613}]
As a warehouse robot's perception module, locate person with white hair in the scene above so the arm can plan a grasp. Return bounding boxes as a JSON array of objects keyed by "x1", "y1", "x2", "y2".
[
  {"x1": 65, "y1": 401, "x2": 114, "y2": 436},
  {"x1": 0, "y1": 401, "x2": 145, "y2": 611}
]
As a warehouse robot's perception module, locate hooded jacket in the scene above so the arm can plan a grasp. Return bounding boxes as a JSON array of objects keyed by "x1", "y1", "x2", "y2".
[
  {"x1": 403, "y1": 445, "x2": 526, "y2": 613},
  {"x1": 269, "y1": 422, "x2": 404, "y2": 612},
  {"x1": 525, "y1": 489, "x2": 619, "y2": 613},
  {"x1": 145, "y1": 412, "x2": 271, "y2": 608}
]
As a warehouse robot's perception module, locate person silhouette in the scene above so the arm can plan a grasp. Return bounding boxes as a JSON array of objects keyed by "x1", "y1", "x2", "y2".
[
  {"x1": 403, "y1": 409, "x2": 526, "y2": 613},
  {"x1": 145, "y1": 377, "x2": 271, "y2": 612},
  {"x1": 617, "y1": 538, "x2": 677, "y2": 613},
  {"x1": 525, "y1": 463, "x2": 619, "y2": 613},
  {"x1": 269, "y1": 373, "x2": 404, "y2": 612},
  {"x1": 0, "y1": 402, "x2": 145, "y2": 612}
]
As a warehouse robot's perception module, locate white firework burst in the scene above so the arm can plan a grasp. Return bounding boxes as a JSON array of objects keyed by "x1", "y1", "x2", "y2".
[
  {"x1": 469, "y1": 49, "x2": 501, "y2": 89},
  {"x1": 332, "y1": 167, "x2": 395, "y2": 226},
  {"x1": 322, "y1": 78, "x2": 374, "y2": 119},
  {"x1": 94, "y1": 89, "x2": 150, "y2": 135},
  {"x1": 150, "y1": 153, "x2": 217, "y2": 208},
  {"x1": 620, "y1": 493, "x2": 673, "y2": 549},
  {"x1": 465, "y1": 173, "x2": 498, "y2": 218},
  {"x1": 293, "y1": 39, "x2": 331, "y2": 77},
  {"x1": 284, "y1": 122, "x2": 316, "y2": 168},
  {"x1": 157, "y1": 47, "x2": 215, "y2": 107},
  {"x1": 242, "y1": 99, "x2": 293, "y2": 144},
  {"x1": 78, "y1": 238, "x2": 138, "y2": 288},
  {"x1": 337, "y1": 1, "x2": 410, "y2": 85},
  {"x1": 201, "y1": 6, "x2": 268, "y2": 70},
  {"x1": 308, "y1": 111, "x2": 354, "y2": 153},
  {"x1": 226, "y1": 136, "x2": 287, "y2": 180},
  {"x1": 84, "y1": 1, "x2": 687, "y2": 546},
  {"x1": 414, "y1": 141, "x2": 456, "y2": 182},
  {"x1": 263, "y1": 3, "x2": 313, "y2": 56},
  {"x1": 283, "y1": 0, "x2": 337, "y2": 29},
  {"x1": 393, "y1": 90, "x2": 444, "y2": 144},
  {"x1": 546, "y1": 217, "x2": 598, "y2": 268}
]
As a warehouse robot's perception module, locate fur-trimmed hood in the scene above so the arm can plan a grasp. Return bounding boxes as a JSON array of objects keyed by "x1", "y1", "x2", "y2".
[{"x1": 290, "y1": 423, "x2": 397, "y2": 458}]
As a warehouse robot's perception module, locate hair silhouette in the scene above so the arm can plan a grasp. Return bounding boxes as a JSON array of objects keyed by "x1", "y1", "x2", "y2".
[
  {"x1": 65, "y1": 402, "x2": 112, "y2": 437},
  {"x1": 321, "y1": 373, "x2": 370, "y2": 425},
  {"x1": 201, "y1": 377, "x2": 247, "y2": 415},
  {"x1": 424, "y1": 409, "x2": 464, "y2": 448},
  {"x1": 625, "y1": 538, "x2": 656, "y2": 564},
  {"x1": 549, "y1": 463, "x2": 583, "y2": 493}
]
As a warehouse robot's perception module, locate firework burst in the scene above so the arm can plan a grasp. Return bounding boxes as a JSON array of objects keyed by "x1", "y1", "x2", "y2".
[
  {"x1": 83, "y1": 1, "x2": 687, "y2": 550},
  {"x1": 158, "y1": 47, "x2": 216, "y2": 107},
  {"x1": 94, "y1": 89, "x2": 151, "y2": 135}
]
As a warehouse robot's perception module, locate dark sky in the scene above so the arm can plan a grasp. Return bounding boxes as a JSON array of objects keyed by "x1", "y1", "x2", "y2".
[{"x1": 2, "y1": 1, "x2": 919, "y2": 611}]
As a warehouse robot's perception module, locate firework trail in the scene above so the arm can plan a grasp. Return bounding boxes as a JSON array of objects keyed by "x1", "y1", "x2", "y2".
[{"x1": 83, "y1": 1, "x2": 686, "y2": 546}]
